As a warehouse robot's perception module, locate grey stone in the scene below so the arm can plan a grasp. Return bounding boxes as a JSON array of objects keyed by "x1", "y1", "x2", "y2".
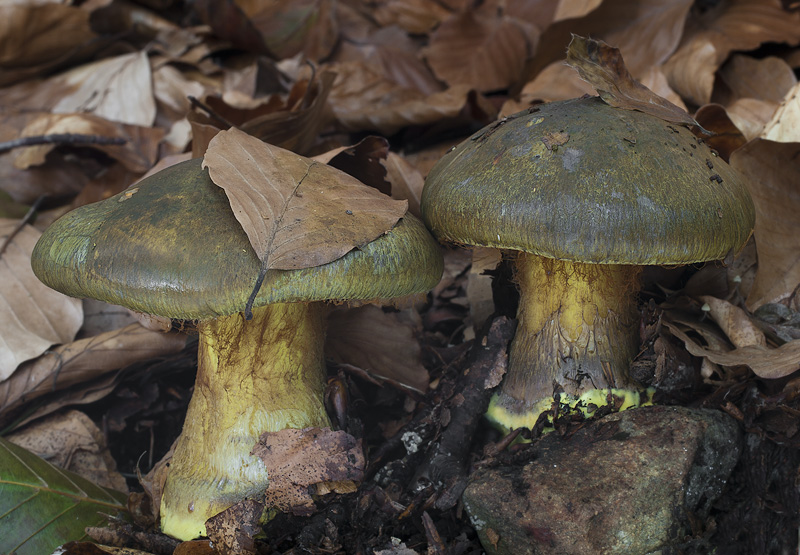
[{"x1": 463, "y1": 406, "x2": 741, "y2": 554}]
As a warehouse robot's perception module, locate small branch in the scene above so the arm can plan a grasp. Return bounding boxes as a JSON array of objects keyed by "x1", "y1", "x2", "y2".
[
  {"x1": 0, "y1": 134, "x2": 127, "y2": 155},
  {"x1": 188, "y1": 96, "x2": 236, "y2": 129},
  {"x1": 0, "y1": 195, "x2": 48, "y2": 258}
]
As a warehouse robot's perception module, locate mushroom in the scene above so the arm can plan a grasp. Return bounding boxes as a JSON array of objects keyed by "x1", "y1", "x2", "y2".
[
  {"x1": 31, "y1": 158, "x2": 444, "y2": 540},
  {"x1": 421, "y1": 96, "x2": 755, "y2": 432}
]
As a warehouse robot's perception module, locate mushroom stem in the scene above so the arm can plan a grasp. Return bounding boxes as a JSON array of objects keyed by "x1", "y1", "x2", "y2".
[
  {"x1": 487, "y1": 252, "x2": 646, "y2": 431},
  {"x1": 160, "y1": 301, "x2": 331, "y2": 540}
]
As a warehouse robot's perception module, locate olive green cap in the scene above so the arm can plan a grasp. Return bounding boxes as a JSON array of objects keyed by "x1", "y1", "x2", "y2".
[
  {"x1": 422, "y1": 96, "x2": 755, "y2": 265},
  {"x1": 32, "y1": 159, "x2": 443, "y2": 320}
]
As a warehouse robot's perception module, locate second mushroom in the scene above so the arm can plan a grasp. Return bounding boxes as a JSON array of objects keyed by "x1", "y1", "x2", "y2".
[{"x1": 421, "y1": 96, "x2": 755, "y2": 432}]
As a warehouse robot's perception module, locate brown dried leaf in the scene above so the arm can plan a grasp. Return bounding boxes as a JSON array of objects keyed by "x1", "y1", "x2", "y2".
[
  {"x1": 328, "y1": 61, "x2": 496, "y2": 134},
  {"x1": 467, "y1": 247, "x2": 501, "y2": 334},
  {"x1": 665, "y1": 321, "x2": 800, "y2": 380},
  {"x1": 322, "y1": 136, "x2": 392, "y2": 197},
  {"x1": 717, "y1": 55, "x2": 796, "y2": 105},
  {"x1": 422, "y1": 8, "x2": 530, "y2": 92},
  {"x1": 241, "y1": 0, "x2": 338, "y2": 61},
  {"x1": 663, "y1": 0, "x2": 800, "y2": 106},
  {"x1": 196, "y1": 70, "x2": 335, "y2": 155},
  {"x1": 565, "y1": 35, "x2": 697, "y2": 127},
  {"x1": 374, "y1": 0, "x2": 450, "y2": 34},
  {"x1": 0, "y1": 4, "x2": 93, "y2": 69},
  {"x1": 384, "y1": 152, "x2": 424, "y2": 218},
  {"x1": 762, "y1": 82, "x2": 800, "y2": 143},
  {"x1": 553, "y1": 0, "x2": 603, "y2": 20},
  {"x1": 0, "y1": 220, "x2": 82, "y2": 380},
  {"x1": 525, "y1": 0, "x2": 694, "y2": 85},
  {"x1": 699, "y1": 296, "x2": 766, "y2": 349},
  {"x1": 512, "y1": 61, "x2": 596, "y2": 110},
  {"x1": 203, "y1": 128, "x2": 407, "y2": 271},
  {"x1": 205, "y1": 498, "x2": 263, "y2": 555},
  {"x1": 730, "y1": 139, "x2": 800, "y2": 310},
  {"x1": 336, "y1": 25, "x2": 443, "y2": 96},
  {"x1": 7, "y1": 410, "x2": 127, "y2": 492},
  {"x1": 693, "y1": 104, "x2": 748, "y2": 161},
  {"x1": 326, "y1": 305, "x2": 429, "y2": 393},
  {"x1": 0, "y1": 324, "x2": 187, "y2": 420},
  {"x1": 252, "y1": 427, "x2": 364, "y2": 515},
  {"x1": 49, "y1": 52, "x2": 156, "y2": 127}
]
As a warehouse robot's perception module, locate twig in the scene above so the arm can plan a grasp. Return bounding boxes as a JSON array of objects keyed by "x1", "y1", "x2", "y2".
[
  {"x1": 0, "y1": 134, "x2": 126, "y2": 155},
  {"x1": 188, "y1": 95, "x2": 236, "y2": 129},
  {"x1": 422, "y1": 511, "x2": 448, "y2": 555},
  {"x1": 0, "y1": 195, "x2": 48, "y2": 258}
]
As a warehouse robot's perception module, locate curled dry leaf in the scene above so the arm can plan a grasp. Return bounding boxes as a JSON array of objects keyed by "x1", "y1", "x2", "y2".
[
  {"x1": 313, "y1": 140, "x2": 425, "y2": 216},
  {"x1": 0, "y1": 220, "x2": 82, "y2": 380},
  {"x1": 326, "y1": 305, "x2": 429, "y2": 393},
  {"x1": 663, "y1": 0, "x2": 800, "y2": 106},
  {"x1": 565, "y1": 35, "x2": 698, "y2": 127},
  {"x1": 730, "y1": 140, "x2": 800, "y2": 310},
  {"x1": 699, "y1": 295, "x2": 766, "y2": 349},
  {"x1": 712, "y1": 54, "x2": 796, "y2": 141},
  {"x1": 6, "y1": 410, "x2": 127, "y2": 492},
  {"x1": 0, "y1": 323, "x2": 187, "y2": 420},
  {"x1": 195, "y1": 70, "x2": 334, "y2": 155},
  {"x1": 252, "y1": 427, "x2": 365, "y2": 516},
  {"x1": 203, "y1": 128, "x2": 407, "y2": 271},
  {"x1": 762, "y1": 82, "x2": 800, "y2": 143},
  {"x1": 693, "y1": 104, "x2": 748, "y2": 161},
  {"x1": 664, "y1": 321, "x2": 800, "y2": 380},
  {"x1": 525, "y1": 0, "x2": 693, "y2": 87},
  {"x1": 421, "y1": 8, "x2": 530, "y2": 93},
  {"x1": 322, "y1": 136, "x2": 392, "y2": 197}
]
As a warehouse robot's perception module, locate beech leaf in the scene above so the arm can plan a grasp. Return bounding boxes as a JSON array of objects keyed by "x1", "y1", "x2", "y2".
[
  {"x1": 565, "y1": 34, "x2": 699, "y2": 128},
  {"x1": 204, "y1": 128, "x2": 407, "y2": 317},
  {"x1": 203, "y1": 128, "x2": 407, "y2": 272}
]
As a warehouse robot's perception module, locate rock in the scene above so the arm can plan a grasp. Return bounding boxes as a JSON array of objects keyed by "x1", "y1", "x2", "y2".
[{"x1": 463, "y1": 406, "x2": 741, "y2": 554}]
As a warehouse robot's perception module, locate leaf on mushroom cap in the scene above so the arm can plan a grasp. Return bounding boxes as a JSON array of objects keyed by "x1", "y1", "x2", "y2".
[
  {"x1": 203, "y1": 128, "x2": 408, "y2": 271},
  {"x1": 31, "y1": 159, "x2": 443, "y2": 320},
  {"x1": 422, "y1": 96, "x2": 755, "y2": 266},
  {"x1": 565, "y1": 34, "x2": 699, "y2": 128}
]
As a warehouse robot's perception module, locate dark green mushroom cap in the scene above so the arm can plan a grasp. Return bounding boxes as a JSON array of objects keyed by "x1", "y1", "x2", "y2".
[
  {"x1": 422, "y1": 96, "x2": 755, "y2": 265},
  {"x1": 32, "y1": 159, "x2": 444, "y2": 320}
]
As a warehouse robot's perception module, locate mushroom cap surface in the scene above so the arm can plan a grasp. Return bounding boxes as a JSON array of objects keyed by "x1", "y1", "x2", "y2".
[
  {"x1": 421, "y1": 96, "x2": 755, "y2": 265},
  {"x1": 32, "y1": 158, "x2": 443, "y2": 319}
]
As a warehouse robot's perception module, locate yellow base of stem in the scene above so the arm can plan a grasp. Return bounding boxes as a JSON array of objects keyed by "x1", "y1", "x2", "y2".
[
  {"x1": 160, "y1": 302, "x2": 330, "y2": 540},
  {"x1": 487, "y1": 387, "x2": 654, "y2": 433},
  {"x1": 489, "y1": 253, "x2": 643, "y2": 432}
]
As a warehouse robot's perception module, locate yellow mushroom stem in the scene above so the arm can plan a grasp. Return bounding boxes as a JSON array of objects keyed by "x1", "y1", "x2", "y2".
[
  {"x1": 160, "y1": 301, "x2": 331, "y2": 540},
  {"x1": 487, "y1": 252, "x2": 650, "y2": 432}
]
